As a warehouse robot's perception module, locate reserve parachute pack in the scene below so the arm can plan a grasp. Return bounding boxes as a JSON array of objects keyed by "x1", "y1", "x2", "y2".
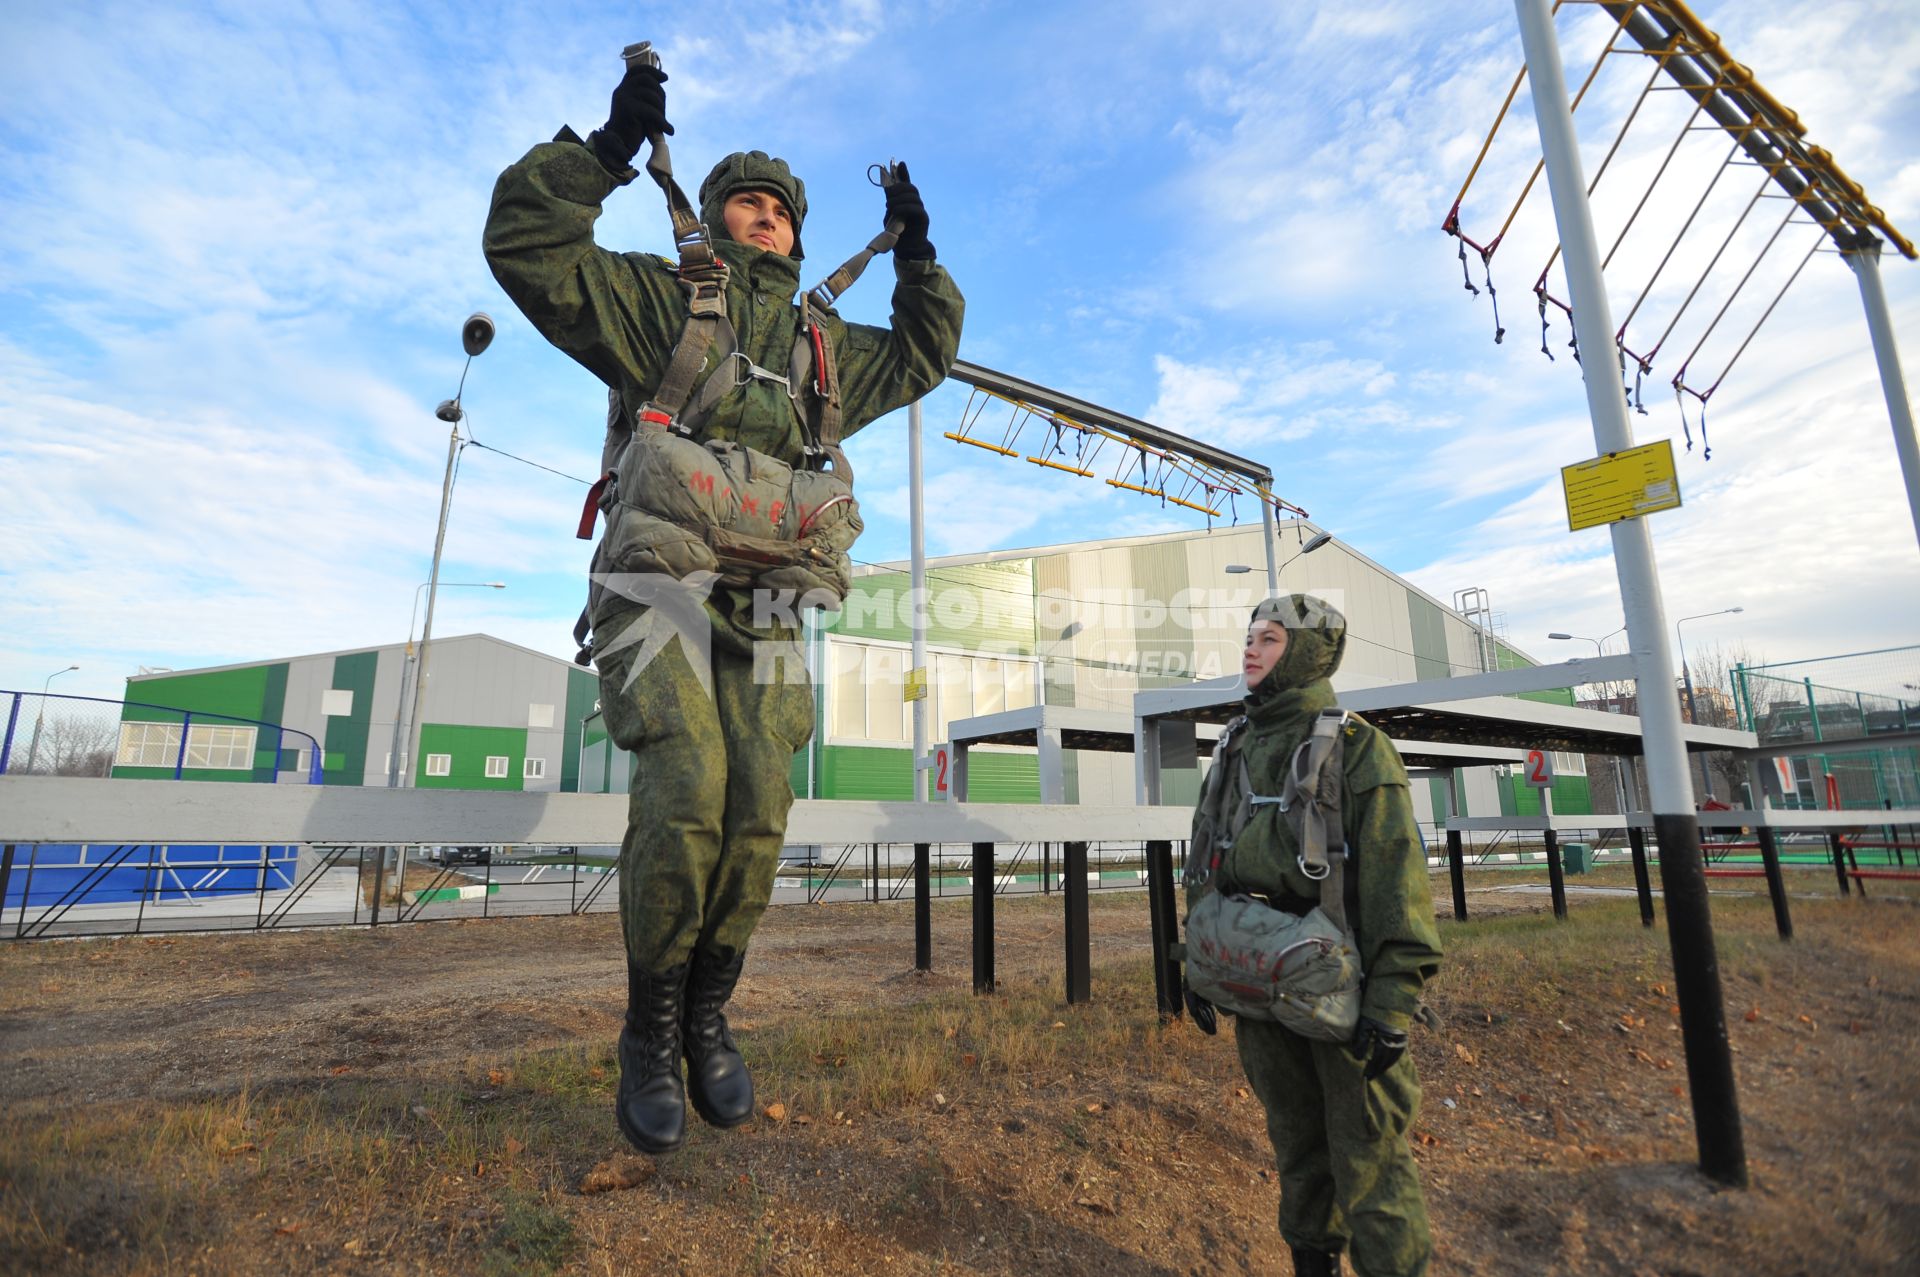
[
  {"x1": 1179, "y1": 707, "x2": 1364, "y2": 1040},
  {"x1": 573, "y1": 42, "x2": 907, "y2": 658}
]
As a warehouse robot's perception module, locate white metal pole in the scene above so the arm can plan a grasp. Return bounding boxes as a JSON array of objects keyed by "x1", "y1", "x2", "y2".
[
  {"x1": 909, "y1": 398, "x2": 929, "y2": 802},
  {"x1": 406, "y1": 419, "x2": 462, "y2": 790},
  {"x1": 1846, "y1": 242, "x2": 1920, "y2": 554},
  {"x1": 1260, "y1": 499, "x2": 1280, "y2": 595},
  {"x1": 1514, "y1": 0, "x2": 1746, "y2": 1187}
]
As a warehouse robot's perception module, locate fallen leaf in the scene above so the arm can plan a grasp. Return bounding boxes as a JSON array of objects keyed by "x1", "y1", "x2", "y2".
[
  {"x1": 962, "y1": 1053, "x2": 978, "y2": 1067},
  {"x1": 1652, "y1": 982, "x2": 1668, "y2": 996},
  {"x1": 274, "y1": 1224, "x2": 303, "y2": 1237},
  {"x1": 765, "y1": 1102, "x2": 788, "y2": 1121},
  {"x1": 1052, "y1": 1021, "x2": 1066, "y2": 1030},
  {"x1": 1744, "y1": 1008, "x2": 1760, "y2": 1023},
  {"x1": 503, "y1": 1136, "x2": 525, "y2": 1159},
  {"x1": 1454, "y1": 1043, "x2": 1477, "y2": 1065},
  {"x1": 792, "y1": 1114, "x2": 812, "y2": 1126},
  {"x1": 220, "y1": 1142, "x2": 258, "y2": 1156},
  {"x1": 1074, "y1": 1197, "x2": 1116, "y2": 1215},
  {"x1": 329, "y1": 1065, "x2": 352, "y2": 1076},
  {"x1": 1235, "y1": 1086, "x2": 1250, "y2": 1099},
  {"x1": 580, "y1": 1156, "x2": 655, "y2": 1195},
  {"x1": 488, "y1": 1068, "x2": 508, "y2": 1087},
  {"x1": 944, "y1": 1026, "x2": 958, "y2": 1039},
  {"x1": 932, "y1": 1094, "x2": 947, "y2": 1107},
  {"x1": 1086, "y1": 1102, "x2": 1108, "y2": 1114}
]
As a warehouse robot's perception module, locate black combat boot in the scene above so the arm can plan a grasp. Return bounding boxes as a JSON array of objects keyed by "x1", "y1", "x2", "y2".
[
  {"x1": 1288, "y1": 1246, "x2": 1341, "y2": 1277},
  {"x1": 683, "y1": 947, "x2": 754, "y2": 1128},
  {"x1": 616, "y1": 962, "x2": 689, "y2": 1154}
]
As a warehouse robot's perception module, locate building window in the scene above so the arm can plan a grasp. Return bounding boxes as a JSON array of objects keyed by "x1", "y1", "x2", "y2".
[
  {"x1": 425, "y1": 754, "x2": 451, "y2": 777},
  {"x1": 485, "y1": 755, "x2": 510, "y2": 779},
  {"x1": 382, "y1": 752, "x2": 407, "y2": 776},
  {"x1": 116, "y1": 723, "x2": 255, "y2": 769},
  {"x1": 117, "y1": 722, "x2": 182, "y2": 767},
  {"x1": 524, "y1": 757, "x2": 547, "y2": 780},
  {"x1": 528, "y1": 703, "x2": 555, "y2": 729},
  {"x1": 322, "y1": 689, "x2": 354, "y2": 717}
]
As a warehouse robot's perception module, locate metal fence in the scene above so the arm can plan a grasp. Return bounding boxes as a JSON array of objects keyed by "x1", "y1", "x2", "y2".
[
  {"x1": 0, "y1": 839, "x2": 1161, "y2": 942},
  {"x1": 1732, "y1": 646, "x2": 1920, "y2": 810},
  {"x1": 0, "y1": 691, "x2": 323, "y2": 783}
]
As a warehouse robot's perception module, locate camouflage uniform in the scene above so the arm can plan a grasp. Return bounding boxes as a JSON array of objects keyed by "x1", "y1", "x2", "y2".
[
  {"x1": 1187, "y1": 596, "x2": 1443, "y2": 1276},
  {"x1": 484, "y1": 136, "x2": 962, "y2": 1148}
]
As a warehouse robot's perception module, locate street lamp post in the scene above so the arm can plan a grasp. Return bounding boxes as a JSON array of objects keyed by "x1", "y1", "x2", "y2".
[
  {"x1": 1675, "y1": 607, "x2": 1745, "y2": 801},
  {"x1": 405, "y1": 313, "x2": 495, "y2": 794},
  {"x1": 1227, "y1": 528, "x2": 1333, "y2": 579},
  {"x1": 386, "y1": 582, "x2": 506, "y2": 787},
  {"x1": 25, "y1": 665, "x2": 80, "y2": 774}
]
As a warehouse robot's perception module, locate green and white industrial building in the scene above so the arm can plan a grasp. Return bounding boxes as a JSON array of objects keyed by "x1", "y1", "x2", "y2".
[
  {"x1": 116, "y1": 635, "x2": 599, "y2": 792},
  {"x1": 581, "y1": 521, "x2": 1593, "y2": 826}
]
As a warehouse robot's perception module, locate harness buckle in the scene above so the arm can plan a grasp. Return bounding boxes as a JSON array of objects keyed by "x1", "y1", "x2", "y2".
[
  {"x1": 1297, "y1": 855, "x2": 1330, "y2": 882},
  {"x1": 723, "y1": 351, "x2": 790, "y2": 392}
]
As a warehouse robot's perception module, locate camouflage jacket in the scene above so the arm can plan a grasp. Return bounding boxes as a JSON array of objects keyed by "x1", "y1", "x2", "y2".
[
  {"x1": 1188, "y1": 603, "x2": 1444, "y2": 1033},
  {"x1": 482, "y1": 133, "x2": 965, "y2": 470}
]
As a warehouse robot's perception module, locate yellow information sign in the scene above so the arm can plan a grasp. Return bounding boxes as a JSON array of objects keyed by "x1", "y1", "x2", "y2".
[
  {"x1": 903, "y1": 666, "x2": 928, "y2": 703},
  {"x1": 1561, "y1": 439, "x2": 1682, "y2": 532}
]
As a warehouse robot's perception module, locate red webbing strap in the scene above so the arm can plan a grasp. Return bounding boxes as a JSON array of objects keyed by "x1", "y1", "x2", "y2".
[{"x1": 577, "y1": 473, "x2": 613, "y2": 540}]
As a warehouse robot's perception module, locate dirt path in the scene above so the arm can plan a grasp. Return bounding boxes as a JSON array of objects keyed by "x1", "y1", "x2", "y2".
[{"x1": 3, "y1": 886, "x2": 1917, "y2": 1275}]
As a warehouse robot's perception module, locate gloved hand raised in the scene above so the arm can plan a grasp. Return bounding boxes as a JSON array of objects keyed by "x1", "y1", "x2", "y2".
[
  {"x1": 1347, "y1": 1015, "x2": 1409, "y2": 1081},
  {"x1": 884, "y1": 162, "x2": 936, "y2": 261},
  {"x1": 1182, "y1": 977, "x2": 1218, "y2": 1036},
  {"x1": 591, "y1": 62, "x2": 672, "y2": 173}
]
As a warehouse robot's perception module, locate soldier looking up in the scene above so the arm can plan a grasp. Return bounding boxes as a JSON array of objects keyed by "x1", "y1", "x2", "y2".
[{"x1": 484, "y1": 56, "x2": 963, "y2": 1157}]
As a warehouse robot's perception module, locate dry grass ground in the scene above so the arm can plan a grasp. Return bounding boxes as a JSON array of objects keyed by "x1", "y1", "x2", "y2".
[{"x1": 2, "y1": 873, "x2": 1917, "y2": 1276}]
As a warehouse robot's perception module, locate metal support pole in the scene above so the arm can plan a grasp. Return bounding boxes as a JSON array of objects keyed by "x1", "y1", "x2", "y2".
[
  {"x1": 1628, "y1": 825, "x2": 1655, "y2": 927},
  {"x1": 1144, "y1": 839, "x2": 1181, "y2": 1018},
  {"x1": 1829, "y1": 831, "x2": 1852, "y2": 896},
  {"x1": 909, "y1": 398, "x2": 929, "y2": 801},
  {"x1": 1447, "y1": 829, "x2": 1468, "y2": 922},
  {"x1": 1260, "y1": 500, "x2": 1280, "y2": 595},
  {"x1": 1846, "y1": 243, "x2": 1920, "y2": 555},
  {"x1": 407, "y1": 417, "x2": 463, "y2": 789},
  {"x1": 1063, "y1": 841, "x2": 1090, "y2": 1005},
  {"x1": 1755, "y1": 827, "x2": 1793, "y2": 941},
  {"x1": 913, "y1": 842, "x2": 931, "y2": 971},
  {"x1": 971, "y1": 841, "x2": 994, "y2": 993},
  {"x1": 0, "y1": 844, "x2": 15, "y2": 930},
  {"x1": 1516, "y1": 0, "x2": 1745, "y2": 1186},
  {"x1": 1542, "y1": 798, "x2": 1567, "y2": 921}
]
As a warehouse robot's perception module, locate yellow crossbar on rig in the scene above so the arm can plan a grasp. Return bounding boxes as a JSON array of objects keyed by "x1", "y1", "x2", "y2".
[
  {"x1": 944, "y1": 433, "x2": 1020, "y2": 458},
  {"x1": 1106, "y1": 479, "x2": 1165, "y2": 498},
  {"x1": 1166, "y1": 494, "x2": 1223, "y2": 517},
  {"x1": 1027, "y1": 456, "x2": 1094, "y2": 478}
]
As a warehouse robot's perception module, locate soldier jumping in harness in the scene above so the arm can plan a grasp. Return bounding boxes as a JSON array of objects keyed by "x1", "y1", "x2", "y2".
[
  {"x1": 483, "y1": 53, "x2": 963, "y2": 1155},
  {"x1": 1181, "y1": 595, "x2": 1443, "y2": 1277}
]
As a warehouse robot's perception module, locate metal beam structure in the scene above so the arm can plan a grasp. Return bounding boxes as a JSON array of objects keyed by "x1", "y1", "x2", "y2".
[{"x1": 948, "y1": 360, "x2": 1273, "y2": 485}]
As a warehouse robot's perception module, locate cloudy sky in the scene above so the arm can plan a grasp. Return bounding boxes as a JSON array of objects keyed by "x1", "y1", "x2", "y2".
[{"x1": 2, "y1": 0, "x2": 1916, "y2": 706}]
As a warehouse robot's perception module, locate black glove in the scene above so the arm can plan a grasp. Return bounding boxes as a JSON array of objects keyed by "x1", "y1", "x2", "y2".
[
  {"x1": 1348, "y1": 1015, "x2": 1409, "y2": 1081},
  {"x1": 884, "y1": 162, "x2": 935, "y2": 261},
  {"x1": 591, "y1": 62, "x2": 672, "y2": 173},
  {"x1": 1182, "y1": 978, "x2": 1218, "y2": 1036}
]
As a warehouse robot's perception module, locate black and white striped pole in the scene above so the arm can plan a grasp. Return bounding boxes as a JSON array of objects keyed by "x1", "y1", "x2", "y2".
[{"x1": 1513, "y1": 0, "x2": 1747, "y2": 1187}]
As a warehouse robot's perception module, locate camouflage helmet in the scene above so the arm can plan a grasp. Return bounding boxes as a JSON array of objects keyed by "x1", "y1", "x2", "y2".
[{"x1": 698, "y1": 150, "x2": 807, "y2": 260}]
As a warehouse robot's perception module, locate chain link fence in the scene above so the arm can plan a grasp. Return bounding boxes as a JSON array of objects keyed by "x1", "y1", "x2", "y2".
[
  {"x1": 1733, "y1": 646, "x2": 1920, "y2": 809},
  {"x1": 0, "y1": 691, "x2": 322, "y2": 782}
]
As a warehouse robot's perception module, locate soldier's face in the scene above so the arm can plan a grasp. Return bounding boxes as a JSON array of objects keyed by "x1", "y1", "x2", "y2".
[
  {"x1": 1243, "y1": 620, "x2": 1289, "y2": 688},
  {"x1": 723, "y1": 189, "x2": 796, "y2": 255}
]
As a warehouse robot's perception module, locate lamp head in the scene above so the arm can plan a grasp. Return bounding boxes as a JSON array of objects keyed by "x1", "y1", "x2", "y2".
[
  {"x1": 435, "y1": 399, "x2": 464, "y2": 423},
  {"x1": 461, "y1": 312, "x2": 496, "y2": 357},
  {"x1": 1547, "y1": 632, "x2": 1573, "y2": 641},
  {"x1": 1300, "y1": 530, "x2": 1334, "y2": 554}
]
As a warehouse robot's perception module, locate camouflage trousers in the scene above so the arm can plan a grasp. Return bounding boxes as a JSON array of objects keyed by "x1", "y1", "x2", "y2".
[
  {"x1": 593, "y1": 607, "x2": 814, "y2": 972},
  {"x1": 1235, "y1": 1018, "x2": 1432, "y2": 1277}
]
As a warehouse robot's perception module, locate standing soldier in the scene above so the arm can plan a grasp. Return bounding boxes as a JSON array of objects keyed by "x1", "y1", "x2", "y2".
[
  {"x1": 484, "y1": 55, "x2": 963, "y2": 1154},
  {"x1": 1181, "y1": 595, "x2": 1443, "y2": 1276}
]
